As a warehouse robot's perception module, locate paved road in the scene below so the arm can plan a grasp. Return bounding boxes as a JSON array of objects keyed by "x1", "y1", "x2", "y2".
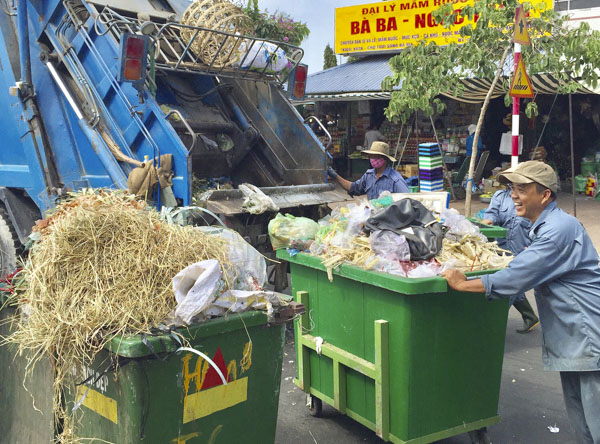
[
  {"x1": 276, "y1": 307, "x2": 576, "y2": 444},
  {"x1": 275, "y1": 192, "x2": 599, "y2": 444}
]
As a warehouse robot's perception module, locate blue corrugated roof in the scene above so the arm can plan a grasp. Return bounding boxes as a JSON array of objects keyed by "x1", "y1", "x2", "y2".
[
  {"x1": 306, "y1": 55, "x2": 399, "y2": 94},
  {"x1": 303, "y1": 53, "x2": 598, "y2": 102}
]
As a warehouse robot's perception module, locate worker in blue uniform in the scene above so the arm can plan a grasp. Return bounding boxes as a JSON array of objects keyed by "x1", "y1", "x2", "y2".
[
  {"x1": 443, "y1": 161, "x2": 600, "y2": 444},
  {"x1": 466, "y1": 124, "x2": 483, "y2": 158},
  {"x1": 327, "y1": 141, "x2": 409, "y2": 200},
  {"x1": 481, "y1": 187, "x2": 540, "y2": 333}
]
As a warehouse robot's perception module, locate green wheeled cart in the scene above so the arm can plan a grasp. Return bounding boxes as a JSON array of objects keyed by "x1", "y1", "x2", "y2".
[
  {"x1": 0, "y1": 304, "x2": 296, "y2": 444},
  {"x1": 277, "y1": 250, "x2": 510, "y2": 444}
]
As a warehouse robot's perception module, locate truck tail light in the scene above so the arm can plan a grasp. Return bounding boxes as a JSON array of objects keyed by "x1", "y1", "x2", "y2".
[
  {"x1": 118, "y1": 33, "x2": 149, "y2": 86},
  {"x1": 123, "y1": 59, "x2": 142, "y2": 81},
  {"x1": 288, "y1": 64, "x2": 307, "y2": 100}
]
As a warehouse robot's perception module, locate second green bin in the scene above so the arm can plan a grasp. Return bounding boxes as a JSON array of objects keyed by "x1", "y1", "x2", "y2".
[{"x1": 278, "y1": 250, "x2": 509, "y2": 444}]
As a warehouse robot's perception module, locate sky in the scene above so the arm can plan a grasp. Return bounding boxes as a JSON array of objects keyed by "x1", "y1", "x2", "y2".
[{"x1": 256, "y1": 0, "x2": 371, "y2": 74}]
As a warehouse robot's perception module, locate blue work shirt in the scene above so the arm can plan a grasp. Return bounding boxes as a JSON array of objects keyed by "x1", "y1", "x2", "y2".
[
  {"x1": 349, "y1": 165, "x2": 409, "y2": 200},
  {"x1": 482, "y1": 189, "x2": 531, "y2": 253},
  {"x1": 481, "y1": 201, "x2": 600, "y2": 371},
  {"x1": 466, "y1": 133, "x2": 483, "y2": 157}
]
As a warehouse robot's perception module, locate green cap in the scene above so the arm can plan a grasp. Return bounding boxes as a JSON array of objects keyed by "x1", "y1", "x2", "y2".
[{"x1": 499, "y1": 160, "x2": 557, "y2": 193}]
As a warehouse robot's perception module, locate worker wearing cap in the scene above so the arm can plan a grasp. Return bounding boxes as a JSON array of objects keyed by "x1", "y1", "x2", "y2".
[
  {"x1": 481, "y1": 187, "x2": 540, "y2": 334},
  {"x1": 443, "y1": 161, "x2": 600, "y2": 443},
  {"x1": 327, "y1": 141, "x2": 409, "y2": 200}
]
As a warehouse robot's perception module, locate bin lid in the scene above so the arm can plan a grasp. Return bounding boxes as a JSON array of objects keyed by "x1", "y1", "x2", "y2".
[
  {"x1": 104, "y1": 311, "x2": 268, "y2": 358},
  {"x1": 277, "y1": 250, "x2": 497, "y2": 295}
]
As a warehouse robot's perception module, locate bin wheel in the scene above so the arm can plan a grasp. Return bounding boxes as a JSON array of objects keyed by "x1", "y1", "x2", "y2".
[
  {"x1": 468, "y1": 427, "x2": 491, "y2": 444},
  {"x1": 306, "y1": 394, "x2": 322, "y2": 417}
]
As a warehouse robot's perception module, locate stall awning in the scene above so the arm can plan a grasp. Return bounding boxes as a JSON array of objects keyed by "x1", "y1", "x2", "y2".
[{"x1": 302, "y1": 55, "x2": 598, "y2": 103}]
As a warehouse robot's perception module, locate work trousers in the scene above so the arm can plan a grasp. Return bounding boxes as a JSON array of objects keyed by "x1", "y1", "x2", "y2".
[{"x1": 560, "y1": 371, "x2": 600, "y2": 444}]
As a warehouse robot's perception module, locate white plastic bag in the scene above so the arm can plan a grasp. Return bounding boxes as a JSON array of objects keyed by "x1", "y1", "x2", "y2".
[
  {"x1": 407, "y1": 260, "x2": 443, "y2": 278},
  {"x1": 499, "y1": 132, "x2": 522, "y2": 155},
  {"x1": 173, "y1": 259, "x2": 223, "y2": 325},
  {"x1": 196, "y1": 226, "x2": 267, "y2": 290},
  {"x1": 342, "y1": 205, "x2": 371, "y2": 247},
  {"x1": 236, "y1": 41, "x2": 289, "y2": 73},
  {"x1": 239, "y1": 183, "x2": 279, "y2": 215},
  {"x1": 441, "y1": 208, "x2": 487, "y2": 242},
  {"x1": 370, "y1": 230, "x2": 410, "y2": 262}
]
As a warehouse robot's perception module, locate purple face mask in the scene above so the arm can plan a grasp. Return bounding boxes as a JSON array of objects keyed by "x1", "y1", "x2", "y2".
[{"x1": 370, "y1": 157, "x2": 386, "y2": 169}]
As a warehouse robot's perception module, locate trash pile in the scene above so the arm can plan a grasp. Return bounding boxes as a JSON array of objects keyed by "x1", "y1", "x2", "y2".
[
  {"x1": 268, "y1": 195, "x2": 514, "y2": 280},
  {"x1": 438, "y1": 208, "x2": 513, "y2": 272},
  {"x1": 4, "y1": 190, "x2": 280, "y2": 443}
]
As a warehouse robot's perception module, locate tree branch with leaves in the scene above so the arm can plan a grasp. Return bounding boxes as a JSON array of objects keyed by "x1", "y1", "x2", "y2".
[{"x1": 382, "y1": 0, "x2": 600, "y2": 215}]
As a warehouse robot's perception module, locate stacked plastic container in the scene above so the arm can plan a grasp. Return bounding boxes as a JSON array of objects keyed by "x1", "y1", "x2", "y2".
[{"x1": 418, "y1": 142, "x2": 444, "y2": 192}]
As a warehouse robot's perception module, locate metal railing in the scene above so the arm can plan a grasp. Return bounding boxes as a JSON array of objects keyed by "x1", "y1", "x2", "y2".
[{"x1": 96, "y1": 6, "x2": 304, "y2": 85}]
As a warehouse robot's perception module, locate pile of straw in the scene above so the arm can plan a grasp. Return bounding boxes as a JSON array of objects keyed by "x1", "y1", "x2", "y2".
[
  {"x1": 7, "y1": 190, "x2": 232, "y2": 442},
  {"x1": 318, "y1": 235, "x2": 378, "y2": 282}
]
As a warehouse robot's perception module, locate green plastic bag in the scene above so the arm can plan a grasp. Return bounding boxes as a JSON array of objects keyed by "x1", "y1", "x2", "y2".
[
  {"x1": 575, "y1": 175, "x2": 587, "y2": 193},
  {"x1": 268, "y1": 213, "x2": 319, "y2": 250}
]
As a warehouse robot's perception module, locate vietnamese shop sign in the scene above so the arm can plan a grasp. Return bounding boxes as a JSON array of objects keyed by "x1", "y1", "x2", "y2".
[{"x1": 334, "y1": 0, "x2": 551, "y2": 55}]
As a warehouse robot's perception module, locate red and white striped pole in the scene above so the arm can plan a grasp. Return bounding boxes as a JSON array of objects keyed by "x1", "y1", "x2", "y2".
[
  {"x1": 512, "y1": 44, "x2": 521, "y2": 168},
  {"x1": 511, "y1": 11, "x2": 521, "y2": 168}
]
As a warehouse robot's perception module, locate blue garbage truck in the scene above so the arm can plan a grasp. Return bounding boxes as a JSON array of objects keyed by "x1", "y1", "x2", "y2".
[{"x1": 0, "y1": 0, "x2": 341, "y2": 278}]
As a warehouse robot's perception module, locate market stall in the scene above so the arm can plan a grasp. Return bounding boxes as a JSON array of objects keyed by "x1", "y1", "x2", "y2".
[
  {"x1": 302, "y1": 55, "x2": 600, "y2": 203},
  {"x1": 302, "y1": 57, "x2": 485, "y2": 189}
]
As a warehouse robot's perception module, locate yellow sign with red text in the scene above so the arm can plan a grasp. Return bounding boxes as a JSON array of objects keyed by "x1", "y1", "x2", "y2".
[{"x1": 334, "y1": 0, "x2": 551, "y2": 55}]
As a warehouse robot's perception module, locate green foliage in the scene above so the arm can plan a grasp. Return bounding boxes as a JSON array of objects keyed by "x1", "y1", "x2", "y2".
[
  {"x1": 383, "y1": 0, "x2": 600, "y2": 123},
  {"x1": 323, "y1": 44, "x2": 337, "y2": 70},
  {"x1": 243, "y1": 0, "x2": 310, "y2": 46}
]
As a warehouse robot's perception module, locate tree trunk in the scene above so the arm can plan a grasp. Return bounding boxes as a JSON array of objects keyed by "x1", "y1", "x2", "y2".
[{"x1": 464, "y1": 45, "x2": 512, "y2": 217}]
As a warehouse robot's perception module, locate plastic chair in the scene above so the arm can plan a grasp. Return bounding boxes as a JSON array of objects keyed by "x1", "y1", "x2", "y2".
[{"x1": 473, "y1": 151, "x2": 490, "y2": 184}]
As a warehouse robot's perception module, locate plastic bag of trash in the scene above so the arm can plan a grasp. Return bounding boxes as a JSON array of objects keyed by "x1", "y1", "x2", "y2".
[
  {"x1": 370, "y1": 230, "x2": 410, "y2": 262},
  {"x1": 268, "y1": 213, "x2": 319, "y2": 250},
  {"x1": 440, "y1": 208, "x2": 487, "y2": 242},
  {"x1": 342, "y1": 205, "x2": 371, "y2": 247},
  {"x1": 407, "y1": 259, "x2": 443, "y2": 278},
  {"x1": 364, "y1": 199, "x2": 444, "y2": 261},
  {"x1": 235, "y1": 40, "x2": 290, "y2": 73},
  {"x1": 172, "y1": 259, "x2": 223, "y2": 325},
  {"x1": 372, "y1": 256, "x2": 408, "y2": 277},
  {"x1": 239, "y1": 183, "x2": 279, "y2": 215},
  {"x1": 197, "y1": 226, "x2": 267, "y2": 290},
  {"x1": 370, "y1": 191, "x2": 394, "y2": 208}
]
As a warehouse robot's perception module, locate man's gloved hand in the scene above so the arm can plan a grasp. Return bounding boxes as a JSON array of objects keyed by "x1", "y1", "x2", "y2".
[{"x1": 327, "y1": 167, "x2": 338, "y2": 179}]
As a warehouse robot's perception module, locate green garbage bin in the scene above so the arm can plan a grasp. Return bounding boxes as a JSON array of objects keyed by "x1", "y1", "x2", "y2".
[
  {"x1": 277, "y1": 250, "x2": 509, "y2": 444},
  {"x1": 469, "y1": 219, "x2": 508, "y2": 240},
  {"x1": 1, "y1": 306, "x2": 287, "y2": 443},
  {"x1": 0, "y1": 299, "x2": 54, "y2": 443}
]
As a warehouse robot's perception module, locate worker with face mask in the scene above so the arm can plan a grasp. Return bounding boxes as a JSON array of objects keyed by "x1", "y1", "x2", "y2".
[{"x1": 327, "y1": 141, "x2": 410, "y2": 200}]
